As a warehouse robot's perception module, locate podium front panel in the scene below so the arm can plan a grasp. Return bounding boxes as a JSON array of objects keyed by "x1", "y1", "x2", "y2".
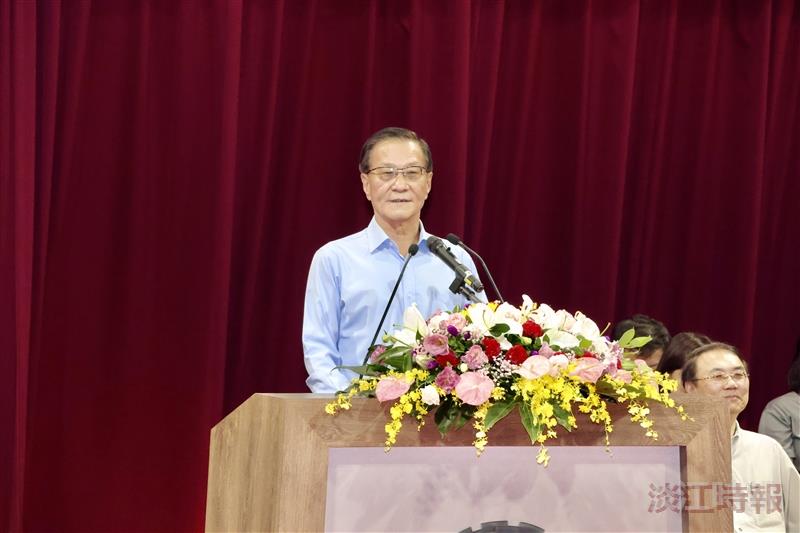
[{"x1": 325, "y1": 445, "x2": 683, "y2": 532}]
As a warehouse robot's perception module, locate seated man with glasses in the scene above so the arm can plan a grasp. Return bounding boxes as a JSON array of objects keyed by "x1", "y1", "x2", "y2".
[
  {"x1": 302, "y1": 127, "x2": 484, "y2": 393},
  {"x1": 682, "y1": 342, "x2": 799, "y2": 532}
]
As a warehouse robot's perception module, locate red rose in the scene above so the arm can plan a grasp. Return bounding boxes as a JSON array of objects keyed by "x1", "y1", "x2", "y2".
[
  {"x1": 506, "y1": 344, "x2": 529, "y2": 365},
  {"x1": 435, "y1": 350, "x2": 459, "y2": 368},
  {"x1": 522, "y1": 320, "x2": 543, "y2": 338},
  {"x1": 581, "y1": 350, "x2": 595, "y2": 359},
  {"x1": 482, "y1": 337, "x2": 501, "y2": 359}
]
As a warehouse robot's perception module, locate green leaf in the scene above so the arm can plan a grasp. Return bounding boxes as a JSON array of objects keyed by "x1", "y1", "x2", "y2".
[
  {"x1": 594, "y1": 379, "x2": 619, "y2": 398},
  {"x1": 518, "y1": 403, "x2": 541, "y2": 444},
  {"x1": 627, "y1": 336, "x2": 652, "y2": 349},
  {"x1": 505, "y1": 333, "x2": 524, "y2": 346},
  {"x1": 578, "y1": 337, "x2": 593, "y2": 350},
  {"x1": 336, "y1": 364, "x2": 382, "y2": 376},
  {"x1": 381, "y1": 346, "x2": 413, "y2": 372},
  {"x1": 449, "y1": 336, "x2": 469, "y2": 352},
  {"x1": 489, "y1": 323, "x2": 511, "y2": 337},
  {"x1": 617, "y1": 327, "x2": 635, "y2": 348},
  {"x1": 434, "y1": 397, "x2": 474, "y2": 436},
  {"x1": 552, "y1": 403, "x2": 573, "y2": 431},
  {"x1": 484, "y1": 398, "x2": 517, "y2": 431}
]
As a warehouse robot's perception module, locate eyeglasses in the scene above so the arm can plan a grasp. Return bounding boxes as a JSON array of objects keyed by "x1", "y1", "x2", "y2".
[
  {"x1": 692, "y1": 371, "x2": 749, "y2": 384},
  {"x1": 367, "y1": 165, "x2": 428, "y2": 183}
]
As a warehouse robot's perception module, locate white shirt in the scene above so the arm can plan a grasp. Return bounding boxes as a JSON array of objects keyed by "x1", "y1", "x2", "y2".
[
  {"x1": 732, "y1": 423, "x2": 800, "y2": 532},
  {"x1": 302, "y1": 218, "x2": 485, "y2": 392}
]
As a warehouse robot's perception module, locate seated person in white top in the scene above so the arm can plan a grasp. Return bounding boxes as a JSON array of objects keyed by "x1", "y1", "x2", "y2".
[
  {"x1": 682, "y1": 342, "x2": 799, "y2": 532},
  {"x1": 302, "y1": 127, "x2": 484, "y2": 393}
]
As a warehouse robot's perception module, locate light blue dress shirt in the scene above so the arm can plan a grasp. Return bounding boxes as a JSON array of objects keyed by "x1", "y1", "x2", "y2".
[{"x1": 302, "y1": 217, "x2": 485, "y2": 393}]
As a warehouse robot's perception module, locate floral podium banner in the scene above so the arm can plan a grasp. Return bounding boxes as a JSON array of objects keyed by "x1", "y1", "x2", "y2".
[
  {"x1": 325, "y1": 445, "x2": 683, "y2": 532},
  {"x1": 327, "y1": 296, "x2": 687, "y2": 465}
]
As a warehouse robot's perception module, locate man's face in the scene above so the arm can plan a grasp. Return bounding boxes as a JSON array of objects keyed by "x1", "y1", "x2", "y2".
[
  {"x1": 360, "y1": 139, "x2": 432, "y2": 228},
  {"x1": 684, "y1": 349, "x2": 749, "y2": 419}
]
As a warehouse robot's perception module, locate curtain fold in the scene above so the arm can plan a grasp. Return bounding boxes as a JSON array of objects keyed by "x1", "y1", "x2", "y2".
[
  {"x1": 2, "y1": 0, "x2": 799, "y2": 530},
  {"x1": 1, "y1": 0, "x2": 36, "y2": 530}
]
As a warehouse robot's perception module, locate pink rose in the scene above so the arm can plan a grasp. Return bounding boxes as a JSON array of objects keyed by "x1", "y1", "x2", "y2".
[
  {"x1": 423, "y1": 333, "x2": 450, "y2": 356},
  {"x1": 375, "y1": 376, "x2": 411, "y2": 402},
  {"x1": 443, "y1": 313, "x2": 467, "y2": 330},
  {"x1": 368, "y1": 345, "x2": 387, "y2": 363},
  {"x1": 571, "y1": 356, "x2": 606, "y2": 384},
  {"x1": 463, "y1": 345, "x2": 488, "y2": 370},
  {"x1": 455, "y1": 372, "x2": 495, "y2": 406},
  {"x1": 538, "y1": 342, "x2": 556, "y2": 358},
  {"x1": 435, "y1": 365, "x2": 461, "y2": 393}
]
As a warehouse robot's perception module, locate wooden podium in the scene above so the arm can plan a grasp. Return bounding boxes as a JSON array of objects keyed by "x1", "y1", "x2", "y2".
[{"x1": 206, "y1": 393, "x2": 732, "y2": 532}]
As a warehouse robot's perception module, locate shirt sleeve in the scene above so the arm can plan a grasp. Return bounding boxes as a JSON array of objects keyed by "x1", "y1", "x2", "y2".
[
  {"x1": 302, "y1": 247, "x2": 353, "y2": 393},
  {"x1": 759, "y1": 400, "x2": 796, "y2": 462},
  {"x1": 778, "y1": 440, "x2": 800, "y2": 533}
]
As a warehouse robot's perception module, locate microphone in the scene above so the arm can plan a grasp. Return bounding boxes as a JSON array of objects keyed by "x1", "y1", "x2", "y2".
[
  {"x1": 426, "y1": 236, "x2": 484, "y2": 293},
  {"x1": 446, "y1": 233, "x2": 504, "y2": 302},
  {"x1": 361, "y1": 243, "x2": 419, "y2": 369}
]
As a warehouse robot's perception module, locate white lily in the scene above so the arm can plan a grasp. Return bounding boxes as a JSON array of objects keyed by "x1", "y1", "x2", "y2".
[
  {"x1": 520, "y1": 294, "x2": 537, "y2": 319},
  {"x1": 570, "y1": 311, "x2": 601, "y2": 341},
  {"x1": 532, "y1": 303, "x2": 559, "y2": 330},
  {"x1": 544, "y1": 328, "x2": 580, "y2": 349},
  {"x1": 554, "y1": 309, "x2": 576, "y2": 331},
  {"x1": 466, "y1": 302, "x2": 522, "y2": 349},
  {"x1": 591, "y1": 336, "x2": 614, "y2": 358},
  {"x1": 389, "y1": 304, "x2": 428, "y2": 346},
  {"x1": 466, "y1": 303, "x2": 492, "y2": 336}
]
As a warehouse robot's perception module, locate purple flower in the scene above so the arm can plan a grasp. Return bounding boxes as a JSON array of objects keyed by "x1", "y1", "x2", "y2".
[
  {"x1": 435, "y1": 365, "x2": 461, "y2": 393},
  {"x1": 447, "y1": 325, "x2": 460, "y2": 337},
  {"x1": 423, "y1": 333, "x2": 450, "y2": 355},
  {"x1": 463, "y1": 345, "x2": 488, "y2": 370}
]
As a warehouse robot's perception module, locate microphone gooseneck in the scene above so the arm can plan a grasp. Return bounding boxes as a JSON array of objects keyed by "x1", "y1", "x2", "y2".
[
  {"x1": 360, "y1": 243, "x2": 419, "y2": 371},
  {"x1": 445, "y1": 233, "x2": 504, "y2": 302}
]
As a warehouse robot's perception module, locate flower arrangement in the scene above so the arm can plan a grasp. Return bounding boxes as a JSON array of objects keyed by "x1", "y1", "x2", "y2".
[{"x1": 325, "y1": 296, "x2": 686, "y2": 465}]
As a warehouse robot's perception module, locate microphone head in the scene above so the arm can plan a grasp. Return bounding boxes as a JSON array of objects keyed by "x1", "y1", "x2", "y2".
[
  {"x1": 426, "y1": 235, "x2": 444, "y2": 250},
  {"x1": 407, "y1": 243, "x2": 419, "y2": 256},
  {"x1": 445, "y1": 233, "x2": 462, "y2": 245}
]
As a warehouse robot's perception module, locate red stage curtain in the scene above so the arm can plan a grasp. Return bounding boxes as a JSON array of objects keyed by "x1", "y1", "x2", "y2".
[{"x1": 2, "y1": 1, "x2": 798, "y2": 531}]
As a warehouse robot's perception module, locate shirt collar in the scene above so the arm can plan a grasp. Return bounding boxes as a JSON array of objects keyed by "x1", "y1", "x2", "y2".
[{"x1": 366, "y1": 216, "x2": 430, "y2": 253}]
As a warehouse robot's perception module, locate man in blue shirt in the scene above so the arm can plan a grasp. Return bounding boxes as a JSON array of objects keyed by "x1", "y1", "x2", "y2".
[{"x1": 302, "y1": 127, "x2": 484, "y2": 393}]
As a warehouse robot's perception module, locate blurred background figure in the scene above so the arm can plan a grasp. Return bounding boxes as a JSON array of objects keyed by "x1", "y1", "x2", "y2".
[
  {"x1": 656, "y1": 332, "x2": 713, "y2": 386},
  {"x1": 612, "y1": 314, "x2": 671, "y2": 369},
  {"x1": 759, "y1": 338, "x2": 800, "y2": 472}
]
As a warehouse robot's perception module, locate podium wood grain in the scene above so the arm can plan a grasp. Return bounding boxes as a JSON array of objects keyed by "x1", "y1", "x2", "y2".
[{"x1": 206, "y1": 392, "x2": 732, "y2": 532}]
